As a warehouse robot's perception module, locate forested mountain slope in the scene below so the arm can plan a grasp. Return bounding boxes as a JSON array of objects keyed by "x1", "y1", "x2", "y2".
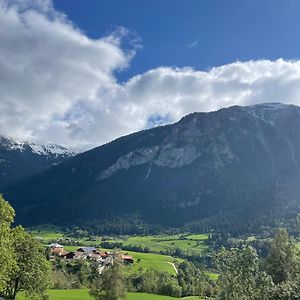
[{"x1": 4, "y1": 103, "x2": 300, "y2": 233}]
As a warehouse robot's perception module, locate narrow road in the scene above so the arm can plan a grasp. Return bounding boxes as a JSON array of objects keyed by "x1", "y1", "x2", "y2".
[{"x1": 167, "y1": 262, "x2": 178, "y2": 274}]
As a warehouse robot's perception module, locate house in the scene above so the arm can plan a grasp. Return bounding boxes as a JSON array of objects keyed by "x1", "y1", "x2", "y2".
[
  {"x1": 90, "y1": 253, "x2": 103, "y2": 261},
  {"x1": 62, "y1": 251, "x2": 76, "y2": 260},
  {"x1": 47, "y1": 244, "x2": 134, "y2": 270},
  {"x1": 121, "y1": 254, "x2": 134, "y2": 264},
  {"x1": 49, "y1": 243, "x2": 64, "y2": 256}
]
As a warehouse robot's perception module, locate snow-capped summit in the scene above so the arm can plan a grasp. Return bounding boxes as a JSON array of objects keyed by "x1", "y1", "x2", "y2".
[
  {"x1": 0, "y1": 137, "x2": 76, "y2": 157},
  {"x1": 0, "y1": 136, "x2": 77, "y2": 189}
]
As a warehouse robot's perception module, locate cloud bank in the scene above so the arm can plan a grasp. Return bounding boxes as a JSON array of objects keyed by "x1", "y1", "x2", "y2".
[{"x1": 2, "y1": 0, "x2": 300, "y2": 148}]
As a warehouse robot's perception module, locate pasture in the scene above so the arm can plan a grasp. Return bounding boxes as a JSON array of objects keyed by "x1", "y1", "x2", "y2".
[
  {"x1": 16, "y1": 289, "x2": 203, "y2": 300},
  {"x1": 103, "y1": 233, "x2": 209, "y2": 255},
  {"x1": 29, "y1": 226, "x2": 209, "y2": 257},
  {"x1": 30, "y1": 229, "x2": 63, "y2": 241},
  {"x1": 123, "y1": 251, "x2": 182, "y2": 275}
]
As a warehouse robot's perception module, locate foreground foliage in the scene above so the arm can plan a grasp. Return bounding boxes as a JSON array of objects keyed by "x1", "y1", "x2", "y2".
[
  {"x1": 217, "y1": 246, "x2": 273, "y2": 300},
  {"x1": 0, "y1": 195, "x2": 50, "y2": 299},
  {"x1": 90, "y1": 260, "x2": 126, "y2": 300},
  {"x1": 217, "y1": 228, "x2": 300, "y2": 300},
  {"x1": 0, "y1": 195, "x2": 15, "y2": 293},
  {"x1": 17, "y1": 289, "x2": 202, "y2": 300}
]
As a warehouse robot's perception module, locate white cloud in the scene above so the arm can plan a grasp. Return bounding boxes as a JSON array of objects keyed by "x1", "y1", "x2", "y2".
[
  {"x1": 0, "y1": 0, "x2": 133, "y2": 145},
  {"x1": 2, "y1": 1, "x2": 300, "y2": 149},
  {"x1": 187, "y1": 40, "x2": 198, "y2": 48},
  {"x1": 58, "y1": 59, "x2": 300, "y2": 147}
]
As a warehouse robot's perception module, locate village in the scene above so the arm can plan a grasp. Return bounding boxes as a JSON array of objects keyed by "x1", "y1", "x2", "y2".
[{"x1": 48, "y1": 243, "x2": 134, "y2": 274}]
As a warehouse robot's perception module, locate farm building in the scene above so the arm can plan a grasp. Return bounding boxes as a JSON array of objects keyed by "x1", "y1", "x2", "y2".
[{"x1": 48, "y1": 243, "x2": 64, "y2": 255}]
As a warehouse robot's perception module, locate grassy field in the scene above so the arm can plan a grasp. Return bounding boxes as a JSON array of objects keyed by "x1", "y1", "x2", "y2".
[
  {"x1": 103, "y1": 234, "x2": 209, "y2": 255},
  {"x1": 16, "y1": 289, "x2": 202, "y2": 300},
  {"x1": 205, "y1": 271, "x2": 219, "y2": 281},
  {"x1": 123, "y1": 251, "x2": 182, "y2": 275},
  {"x1": 29, "y1": 227, "x2": 64, "y2": 241}
]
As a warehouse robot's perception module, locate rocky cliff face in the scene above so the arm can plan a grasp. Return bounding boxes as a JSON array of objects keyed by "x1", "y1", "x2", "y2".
[{"x1": 4, "y1": 103, "x2": 300, "y2": 232}]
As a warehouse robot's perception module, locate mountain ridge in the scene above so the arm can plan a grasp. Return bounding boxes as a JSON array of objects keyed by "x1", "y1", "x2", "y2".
[{"x1": 4, "y1": 102, "x2": 300, "y2": 233}]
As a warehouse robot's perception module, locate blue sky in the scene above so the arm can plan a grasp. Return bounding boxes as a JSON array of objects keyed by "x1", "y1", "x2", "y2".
[
  {"x1": 54, "y1": 0, "x2": 300, "y2": 81},
  {"x1": 3, "y1": 0, "x2": 300, "y2": 147}
]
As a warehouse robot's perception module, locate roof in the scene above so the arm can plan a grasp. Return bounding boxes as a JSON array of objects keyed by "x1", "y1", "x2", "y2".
[
  {"x1": 99, "y1": 251, "x2": 109, "y2": 257},
  {"x1": 121, "y1": 255, "x2": 134, "y2": 260},
  {"x1": 52, "y1": 248, "x2": 64, "y2": 254},
  {"x1": 77, "y1": 247, "x2": 97, "y2": 253},
  {"x1": 90, "y1": 253, "x2": 102, "y2": 260},
  {"x1": 61, "y1": 251, "x2": 73, "y2": 257},
  {"x1": 49, "y1": 243, "x2": 63, "y2": 248}
]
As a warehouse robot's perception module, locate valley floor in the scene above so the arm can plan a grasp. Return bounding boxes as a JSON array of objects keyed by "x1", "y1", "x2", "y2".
[
  {"x1": 31, "y1": 228, "x2": 216, "y2": 277},
  {"x1": 29, "y1": 228, "x2": 217, "y2": 298}
]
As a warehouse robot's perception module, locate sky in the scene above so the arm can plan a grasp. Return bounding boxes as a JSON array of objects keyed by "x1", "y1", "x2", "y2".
[{"x1": 2, "y1": 0, "x2": 300, "y2": 148}]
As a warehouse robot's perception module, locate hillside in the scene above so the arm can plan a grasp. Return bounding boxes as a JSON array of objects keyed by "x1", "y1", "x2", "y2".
[
  {"x1": 4, "y1": 103, "x2": 300, "y2": 233},
  {"x1": 0, "y1": 137, "x2": 75, "y2": 188}
]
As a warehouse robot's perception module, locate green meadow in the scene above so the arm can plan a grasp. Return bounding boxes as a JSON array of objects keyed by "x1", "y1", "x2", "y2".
[
  {"x1": 205, "y1": 271, "x2": 219, "y2": 281},
  {"x1": 31, "y1": 230, "x2": 209, "y2": 256},
  {"x1": 123, "y1": 251, "x2": 182, "y2": 275},
  {"x1": 16, "y1": 290, "x2": 202, "y2": 300},
  {"x1": 103, "y1": 233, "x2": 209, "y2": 255},
  {"x1": 29, "y1": 226, "x2": 64, "y2": 241},
  {"x1": 30, "y1": 230, "x2": 63, "y2": 240}
]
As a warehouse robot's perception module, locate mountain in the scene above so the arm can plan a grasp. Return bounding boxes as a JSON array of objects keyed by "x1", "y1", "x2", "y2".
[
  {"x1": 4, "y1": 103, "x2": 300, "y2": 233},
  {"x1": 0, "y1": 136, "x2": 75, "y2": 189}
]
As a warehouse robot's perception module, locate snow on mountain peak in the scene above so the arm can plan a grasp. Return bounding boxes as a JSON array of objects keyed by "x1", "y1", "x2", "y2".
[{"x1": 0, "y1": 136, "x2": 77, "y2": 157}]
